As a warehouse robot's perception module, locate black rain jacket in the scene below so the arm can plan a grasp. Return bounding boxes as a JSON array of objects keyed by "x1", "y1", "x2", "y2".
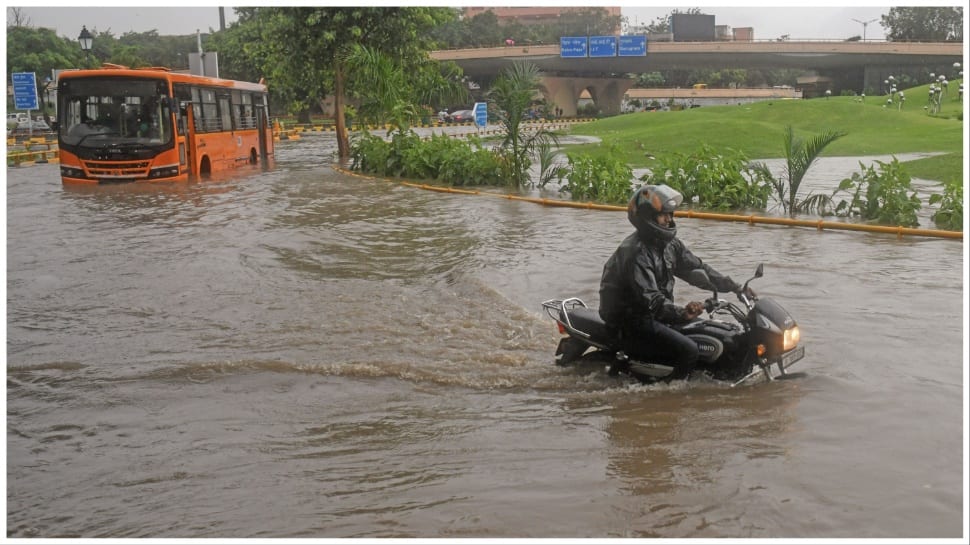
[{"x1": 599, "y1": 231, "x2": 741, "y2": 328}]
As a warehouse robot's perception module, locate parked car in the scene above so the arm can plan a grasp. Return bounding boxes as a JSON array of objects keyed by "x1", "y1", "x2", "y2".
[
  {"x1": 8, "y1": 117, "x2": 52, "y2": 134},
  {"x1": 7, "y1": 112, "x2": 29, "y2": 130},
  {"x1": 449, "y1": 109, "x2": 475, "y2": 123},
  {"x1": 30, "y1": 118, "x2": 52, "y2": 131}
]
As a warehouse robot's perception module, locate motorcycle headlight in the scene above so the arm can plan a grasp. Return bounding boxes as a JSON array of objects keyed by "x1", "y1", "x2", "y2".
[{"x1": 783, "y1": 326, "x2": 801, "y2": 351}]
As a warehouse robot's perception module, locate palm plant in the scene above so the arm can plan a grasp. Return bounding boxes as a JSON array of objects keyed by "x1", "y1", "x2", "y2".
[
  {"x1": 342, "y1": 44, "x2": 466, "y2": 134},
  {"x1": 487, "y1": 62, "x2": 559, "y2": 188},
  {"x1": 754, "y1": 125, "x2": 846, "y2": 215}
]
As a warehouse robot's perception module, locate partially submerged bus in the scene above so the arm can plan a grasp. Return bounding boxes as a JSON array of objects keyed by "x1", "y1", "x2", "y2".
[{"x1": 57, "y1": 64, "x2": 273, "y2": 184}]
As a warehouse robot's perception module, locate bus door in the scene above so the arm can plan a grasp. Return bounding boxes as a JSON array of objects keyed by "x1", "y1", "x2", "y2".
[{"x1": 180, "y1": 101, "x2": 199, "y2": 176}]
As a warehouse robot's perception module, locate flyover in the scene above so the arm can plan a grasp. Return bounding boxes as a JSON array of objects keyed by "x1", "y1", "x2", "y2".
[{"x1": 431, "y1": 41, "x2": 963, "y2": 116}]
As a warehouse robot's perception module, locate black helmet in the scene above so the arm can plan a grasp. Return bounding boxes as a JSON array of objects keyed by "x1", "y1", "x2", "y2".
[{"x1": 627, "y1": 184, "x2": 683, "y2": 244}]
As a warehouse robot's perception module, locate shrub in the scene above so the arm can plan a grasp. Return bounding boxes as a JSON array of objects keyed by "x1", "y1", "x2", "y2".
[
  {"x1": 561, "y1": 144, "x2": 633, "y2": 204},
  {"x1": 641, "y1": 144, "x2": 772, "y2": 211},
  {"x1": 350, "y1": 131, "x2": 391, "y2": 175},
  {"x1": 929, "y1": 178, "x2": 963, "y2": 231},
  {"x1": 833, "y1": 157, "x2": 921, "y2": 227},
  {"x1": 350, "y1": 130, "x2": 503, "y2": 186}
]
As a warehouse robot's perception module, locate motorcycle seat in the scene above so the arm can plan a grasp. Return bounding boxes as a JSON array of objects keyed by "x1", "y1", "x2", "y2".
[{"x1": 564, "y1": 307, "x2": 616, "y2": 344}]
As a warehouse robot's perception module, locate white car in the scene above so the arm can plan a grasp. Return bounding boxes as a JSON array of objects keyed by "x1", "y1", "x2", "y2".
[
  {"x1": 7, "y1": 112, "x2": 29, "y2": 130},
  {"x1": 9, "y1": 117, "x2": 52, "y2": 133}
]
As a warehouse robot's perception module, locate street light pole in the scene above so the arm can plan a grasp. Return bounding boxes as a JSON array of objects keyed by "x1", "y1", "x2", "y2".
[
  {"x1": 77, "y1": 25, "x2": 94, "y2": 67},
  {"x1": 851, "y1": 18, "x2": 877, "y2": 41}
]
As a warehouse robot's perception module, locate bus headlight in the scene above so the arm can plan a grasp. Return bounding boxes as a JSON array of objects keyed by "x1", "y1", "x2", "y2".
[
  {"x1": 148, "y1": 165, "x2": 180, "y2": 179},
  {"x1": 60, "y1": 166, "x2": 87, "y2": 179},
  {"x1": 783, "y1": 326, "x2": 801, "y2": 351}
]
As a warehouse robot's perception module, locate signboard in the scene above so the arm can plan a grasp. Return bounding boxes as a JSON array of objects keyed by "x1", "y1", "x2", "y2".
[
  {"x1": 559, "y1": 36, "x2": 588, "y2": 58},
  {"x1": 589, "y1": 36, "x2": 617, "y2": 58},
  {"x1": 473, "y1": 102, "x2": 487, "y2": 128},
  {"x1": 671, "y1": 13, "x2": 715, "y2": 41},
  {"x1": 12, "y1": 72, "x2": 39, "y2": 111},
  {"x1": 618, "y1": 35, "x2": 647, "y2": 56},
  {"x1": 189, "y1": 51, "x2": 220, "y2": 78}
]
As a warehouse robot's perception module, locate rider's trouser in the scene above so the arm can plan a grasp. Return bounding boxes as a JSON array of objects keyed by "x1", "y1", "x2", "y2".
[{"x1": 621, "y1": 319, "x2": 699, "y2": 380}]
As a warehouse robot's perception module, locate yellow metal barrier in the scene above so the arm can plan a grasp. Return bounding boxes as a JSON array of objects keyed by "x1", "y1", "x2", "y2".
[{"x1": 335, "y1": 165, "x2": 963, "y2": 241}]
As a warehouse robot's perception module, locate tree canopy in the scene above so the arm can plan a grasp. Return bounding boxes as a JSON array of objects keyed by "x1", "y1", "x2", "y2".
[
  {"x1": 212, "y1": 7, "x2": 458, "y2": 157},
  {"x1": 881, "y1": 7, "x2": 963, "y2": 42},
  {"x1": 429, "y1": 7, "x2": 621, "y2": 48}
]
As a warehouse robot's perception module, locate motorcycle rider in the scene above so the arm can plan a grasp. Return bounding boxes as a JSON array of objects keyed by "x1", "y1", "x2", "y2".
[{"x1": 599, "y1": 184, "x2": 751, "y2": 380}]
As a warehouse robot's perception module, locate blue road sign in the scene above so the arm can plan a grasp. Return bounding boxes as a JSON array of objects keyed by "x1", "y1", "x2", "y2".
[
  {"x1": 589, "y1": 36, "x2": 617, "y2": 58},
  {"x1": 473, "y1": 102, "x2": 487, "y2": 128},
  {"x1": 559, "y1": 36, "x2": 588, "y2": 58},
  {"x1": 12, "y1": 72, "x2": 39, "y2": 110},
  {"x1": 618, "y1": 35, "x2": 647, "y2": 57}
]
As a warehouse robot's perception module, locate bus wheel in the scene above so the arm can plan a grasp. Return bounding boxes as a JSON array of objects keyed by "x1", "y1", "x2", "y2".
[{"x1": 199, "y1": 157, "x2": 211, "y2": 178}]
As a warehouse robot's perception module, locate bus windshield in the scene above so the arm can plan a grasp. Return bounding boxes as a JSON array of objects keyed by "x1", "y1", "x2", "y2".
[{"x1": 58, "y1": 77, "x2": 174, "y2": 148}]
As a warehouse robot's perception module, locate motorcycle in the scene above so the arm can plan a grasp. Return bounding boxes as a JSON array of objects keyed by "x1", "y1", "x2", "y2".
[{"x1": 541, "y1": 264, "x2": 805, "y2": 387}]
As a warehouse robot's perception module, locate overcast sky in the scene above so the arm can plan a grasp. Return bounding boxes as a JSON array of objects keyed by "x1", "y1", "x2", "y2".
[{"x1": 10, "y1": 4, "x2": 901, "y2": 42}]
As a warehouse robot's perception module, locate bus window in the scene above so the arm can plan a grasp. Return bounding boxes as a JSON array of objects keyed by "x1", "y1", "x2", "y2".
[
  {"x1": 201, "y1": 88, "x2": 219, "y2": 132},
  {"x1": 219, "y1": 94, "x2": 232, "y2": 133}
]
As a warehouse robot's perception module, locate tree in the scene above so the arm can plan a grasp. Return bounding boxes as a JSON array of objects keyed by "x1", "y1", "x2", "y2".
[
  {"x1": 466, "y1": 10, "x2": 504, "y2": 47},
  {"x1": 642, "y1": 8, "x2": 702, "y2": 33},
  {"x1": 634, "y1": 72, "x2": 666, "y2": 88},
  {"x1": 881, "y1": 7, "x2": 963, "y2": 42},
  {"x1": 430, "y1": 7, "x2": 621, "y2": 49},
  {"x1": 341, "y1": 44, "x2": 466, "y2": 132},
  {"x1": 487, "y1": 62, "x2": 558, "y2": 188},
  {"x1": 5, "y1": 25, "x2": 87, "y2": 123},
  {"x1": 6, "y1": 7, "x2": 31, "y2": 27},
  {"x1": 557, "y1": 7, "x2": 622, "y2": 37},
  {"x1": 226, "y1": 7, "x2": 456, "y2": 158}
]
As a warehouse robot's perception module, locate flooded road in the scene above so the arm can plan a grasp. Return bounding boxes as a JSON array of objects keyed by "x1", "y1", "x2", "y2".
[{"x1": 5, "y1": 134, "x2": 965, "y2": 539}]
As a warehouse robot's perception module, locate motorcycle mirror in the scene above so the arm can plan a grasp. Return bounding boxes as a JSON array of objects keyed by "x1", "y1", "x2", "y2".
[
  {"x1": 687, "y1": 269, "x2": 715, "y2": 291},
  {"x1": 741, "y1": 263, "x2": 764, "y2": 298}
]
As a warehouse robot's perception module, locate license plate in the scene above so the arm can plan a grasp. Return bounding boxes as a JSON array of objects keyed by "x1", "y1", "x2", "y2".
[{"x1": 780, "y1": 345, "x2": 805, "y2": 369}]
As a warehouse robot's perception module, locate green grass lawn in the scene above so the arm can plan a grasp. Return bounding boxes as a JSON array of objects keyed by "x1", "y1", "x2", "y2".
[{"x1": 565, "y1": 80, "x2": 964, "y2": 184}]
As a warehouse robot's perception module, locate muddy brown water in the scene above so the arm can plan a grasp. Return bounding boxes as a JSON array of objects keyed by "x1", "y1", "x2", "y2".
[{"x1": 5, "y1": 134, "x2": 965, "y2": 538}]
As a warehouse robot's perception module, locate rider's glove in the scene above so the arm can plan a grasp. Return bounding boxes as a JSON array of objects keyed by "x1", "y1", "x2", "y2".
[{"x1": 683, "y1": 301, "x2": 704, "y2": 320}]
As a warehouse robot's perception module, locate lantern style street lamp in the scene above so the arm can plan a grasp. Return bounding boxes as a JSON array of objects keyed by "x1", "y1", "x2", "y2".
[{"x1": 77, "y1": 26, "x2": 93, "y2": 51}]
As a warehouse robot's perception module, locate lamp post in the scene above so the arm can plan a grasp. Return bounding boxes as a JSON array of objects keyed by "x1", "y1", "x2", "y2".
[
  {"x1": 851, "y1": 18, "x2": 877, "y2": 41},
  {"x1": 77, "y1": 25, "x2": 93, "y2": 67},
  {"x1": 42, "y1": 76, "x2": 54, "y2": 126}
]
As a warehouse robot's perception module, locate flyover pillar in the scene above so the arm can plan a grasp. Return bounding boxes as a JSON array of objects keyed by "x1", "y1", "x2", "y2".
[{"x1": 540, "y1": 76, "x2": 635, "y2": 117}]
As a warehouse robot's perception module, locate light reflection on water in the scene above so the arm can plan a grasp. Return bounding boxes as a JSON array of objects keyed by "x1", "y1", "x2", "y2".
[{"x1": 5, "y1": 134, "x2": 964, "y2": 539}]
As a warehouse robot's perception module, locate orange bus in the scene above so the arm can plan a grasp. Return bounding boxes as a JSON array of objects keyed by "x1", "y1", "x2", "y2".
[{"x1": 56, "y1": 64, "x2": 274, "y2": 184}]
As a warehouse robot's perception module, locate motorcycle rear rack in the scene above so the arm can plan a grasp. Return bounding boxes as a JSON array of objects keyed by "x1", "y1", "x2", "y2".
[
  {"x1": 542, "y1": 298, "x2": 590, "y2": 337},
  {"x1": 541, "y1": 298, "x2": 613, "y2": 351}
]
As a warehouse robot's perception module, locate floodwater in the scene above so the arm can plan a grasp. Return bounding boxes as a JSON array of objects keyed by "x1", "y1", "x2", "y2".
[{"x1": 5, "y1": 133, "x2": 966, "y2": 539}]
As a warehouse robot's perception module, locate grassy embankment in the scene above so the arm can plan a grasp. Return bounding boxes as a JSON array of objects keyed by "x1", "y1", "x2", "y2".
[{"x1": 563, "y1": 80, "x2": 964, "y2": 185}]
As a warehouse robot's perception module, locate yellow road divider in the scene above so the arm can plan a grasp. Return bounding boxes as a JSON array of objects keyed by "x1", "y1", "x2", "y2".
[{"x1": 336, "y1": 165, "x2": 962, "y2": 241}]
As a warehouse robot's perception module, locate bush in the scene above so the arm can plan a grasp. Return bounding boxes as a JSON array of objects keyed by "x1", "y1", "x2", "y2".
[
  {"x1": 561, "y1": 144, "x2": 633, "y2": 204},
  {"x1": 350, "y1": 130, "x2": 503, "y2": 186},
  {"x1": 641, "y1": 144, "x2": 772, "y2": 211},
  {"x1": 350, "y1": 131, "x2": 391, "y2": 176},
  {"x1": 929, "y1": 178, "x2": 963, "y2": 231},
  {"x1": 833, "y1": 157, "x2": 921, "y2": 227}
]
